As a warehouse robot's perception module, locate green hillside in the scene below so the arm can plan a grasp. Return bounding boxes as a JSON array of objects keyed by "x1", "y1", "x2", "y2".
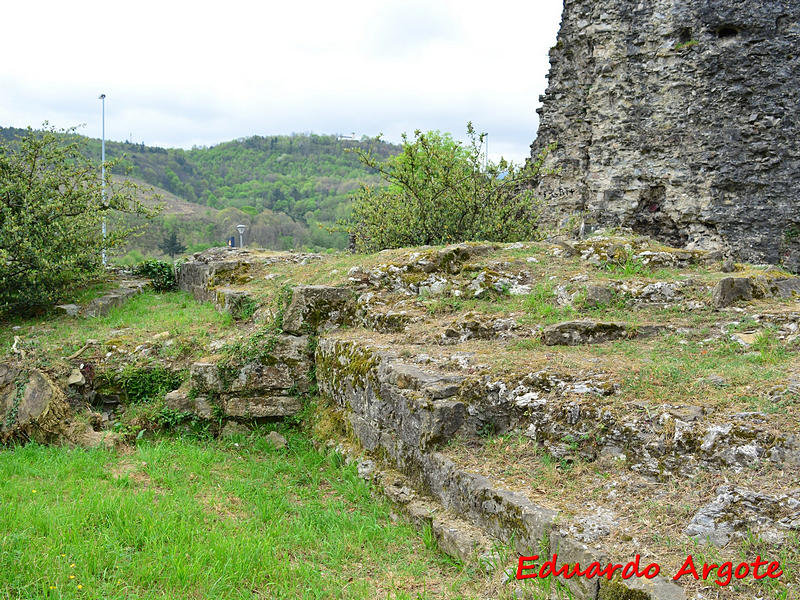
[{"x1": 0, "y1": 126, "x2": 401, "y2": 258}]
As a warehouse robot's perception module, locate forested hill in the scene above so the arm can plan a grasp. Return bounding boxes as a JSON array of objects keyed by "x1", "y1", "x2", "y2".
[{"x1": 0, "y1": 126, "x2": 401, "y2": 257}]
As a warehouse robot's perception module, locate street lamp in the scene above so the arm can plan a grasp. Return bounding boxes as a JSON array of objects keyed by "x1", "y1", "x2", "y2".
[
  {"x1": 99, "y1": 93, "x2": 107, "y2": 265},
  {"x1": 236, "y1": 224, "x2": 247, "y2": 248},
  {"x1": 484, "y1": 132, "x2": 489, "y2": 172}
]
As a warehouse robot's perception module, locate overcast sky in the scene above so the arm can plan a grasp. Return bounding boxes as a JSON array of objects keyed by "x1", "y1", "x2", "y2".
[{"x1": 0, "y1": 0, "x2": 563, "y2": 164}]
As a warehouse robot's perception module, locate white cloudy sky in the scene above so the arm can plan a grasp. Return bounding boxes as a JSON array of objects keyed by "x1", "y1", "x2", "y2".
[{"x1": 0, "y1": 0, "x2": 563, "y2": 164}]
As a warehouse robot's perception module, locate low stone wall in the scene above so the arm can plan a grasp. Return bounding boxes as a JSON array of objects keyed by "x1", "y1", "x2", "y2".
[
  {"x1": 166, "y1": 332, "x2": 314, "y2": 419},
  {"x1": 56, "y1": 279, "x2": 149, "y2": 318},
  {"x1": 169, "y1": 246, "x2": 798, "y2": 599},
  {"x1": 317, "y1": 338, "x2": 798, "y2": 481},
  {"x1": 177, "y1": 250, "x2": 253, "y2": 304},
  {"x1": 315, "y1": 337, "x2": 688, "y2": 600}
]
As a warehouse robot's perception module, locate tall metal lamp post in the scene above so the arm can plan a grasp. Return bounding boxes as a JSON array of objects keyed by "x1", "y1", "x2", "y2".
[
  {"x1": 236, "y1": 224, "x2": 247, "y2": 248},
  {"x1": 99, "y1": 93, "x2": 107, "y2": 265}
]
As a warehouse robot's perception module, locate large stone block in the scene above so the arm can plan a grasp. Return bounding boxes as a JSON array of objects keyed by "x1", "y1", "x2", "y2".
[
  {"x1": 542, "y1": 321, "x2": 630, "y2": 346},
  {"x1": 177, "y1": 254, "x2": 252, "y2": 302},
  {"x1": 282, "y1": 285, "x2": 354, "y2": 335},
  {"x1": 164, "y1": 389, "x2": 215, "y2": 419},
  {"x1": 0, "y1": 364, "x2": 113, "y2": 447},
  {"x1": 229, "y1": 363, "x2": 293, "y2": 392},
  {"x1": 712, "y1": 278, "x2": 753, "y2": 308},
  {"x1": 223, "y1": 395, "x2": 302, "y2": 418},
  {"x1": 190, "y1": 361, "x2": 223, "y2": 392}
]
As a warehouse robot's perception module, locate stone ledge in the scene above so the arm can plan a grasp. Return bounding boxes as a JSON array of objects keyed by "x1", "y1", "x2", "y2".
[{"x1": 316, "y1": 337, "x2": 689, "y2": 599}]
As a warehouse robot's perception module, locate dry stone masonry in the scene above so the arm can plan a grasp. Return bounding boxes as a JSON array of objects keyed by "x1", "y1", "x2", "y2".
[
  {"x1": 161, "y1": 241, "x2": 799, "y2": 599},
  {"x1": 5, "y1": 238, "x2": 797, "y2": 600},
  {"x1": 531, "y1": 0, "x2": 800, "y2": 271}
]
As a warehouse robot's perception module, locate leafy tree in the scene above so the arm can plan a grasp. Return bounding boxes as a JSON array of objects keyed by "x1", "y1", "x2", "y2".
[
  {"x1": 158, "y1": 230, "x2": 187, "y2": 258},
  {"x1": 0, "y1": 125, "x2": 155, "y2": 315},
  {"x1": 340, "y1": 123, "x2": 553, "y2": 253}
]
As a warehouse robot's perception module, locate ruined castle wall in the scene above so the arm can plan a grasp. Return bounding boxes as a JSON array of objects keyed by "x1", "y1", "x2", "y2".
[{"x1": 532, "y1": 0, "x2": 800, "y2": 270}]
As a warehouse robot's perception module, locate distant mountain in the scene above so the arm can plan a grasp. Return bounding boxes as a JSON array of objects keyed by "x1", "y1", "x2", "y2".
[{"x1": 0, "y1": 126, "x2": 401, "y2": 258}]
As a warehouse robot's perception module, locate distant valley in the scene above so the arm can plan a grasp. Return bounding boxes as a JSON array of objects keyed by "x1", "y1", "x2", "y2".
[{"x1": 0, "y1": 127, "x2": 401, "y2": 260}]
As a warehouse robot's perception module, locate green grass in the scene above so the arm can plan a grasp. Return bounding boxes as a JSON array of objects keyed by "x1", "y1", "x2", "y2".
[
  {"x1": 616, "y1": 332, "x2": 797, "y2": 412},
  {"x1": 0, "y1": 291, "x2": 234, "y2": 365},
  {"x1": 675, "y1": 39, "x2": 699, "y2": 50},
  {"x1": 66, "y1": 279, "x2": 117, "y2": 305},
  {"x1": 0, "y1": 431, "x2": 482, "y2": 600}
]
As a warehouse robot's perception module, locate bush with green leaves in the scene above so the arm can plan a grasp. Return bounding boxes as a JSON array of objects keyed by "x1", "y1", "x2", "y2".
[
  {"x1": 0, "y1": 125, "x2": 155, "y2": 315},
  {"x1": 340, "y1": 123, "x2": 553, "y2": 253},
  {"x1": 134, "y1": 259, "x2": 177, "y2": 292},
  {"x1": 97, "y1": 364, "x2": 185, "y2": 404}
]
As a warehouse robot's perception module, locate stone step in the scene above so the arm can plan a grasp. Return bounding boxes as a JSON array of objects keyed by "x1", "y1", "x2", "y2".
[{"x1": 56, "y1": 279, "x2": 149, "y2": 318}]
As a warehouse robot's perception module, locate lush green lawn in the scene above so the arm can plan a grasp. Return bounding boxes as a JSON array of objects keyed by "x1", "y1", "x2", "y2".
[{"x1": 0, "y1": 431, "x2": 481, "y2": 600}]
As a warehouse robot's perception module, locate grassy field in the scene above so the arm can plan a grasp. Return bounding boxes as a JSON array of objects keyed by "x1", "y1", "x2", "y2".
[
  {"x1": 0, "y1": 291, "x2": 234, "y2": 369},
  {"x1": 0, "y1": 430, "x2": 485, "y2": 600}
]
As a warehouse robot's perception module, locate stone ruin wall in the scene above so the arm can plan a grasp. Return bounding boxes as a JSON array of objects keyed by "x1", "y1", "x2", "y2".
[{"x1": 531, "y1": 0, "x2": 800, "y2": 270}]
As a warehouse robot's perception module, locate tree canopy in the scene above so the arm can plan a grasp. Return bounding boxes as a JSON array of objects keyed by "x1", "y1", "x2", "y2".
[
  {"x1": 341, "y1": 124, "x2": 553, "y2": 253},
  {"x1": 158, "y1": 230, "x2": 187, "y2": 258},
  {"x1": 0, "y1": 126, "x2": 155, "y2": 315}
]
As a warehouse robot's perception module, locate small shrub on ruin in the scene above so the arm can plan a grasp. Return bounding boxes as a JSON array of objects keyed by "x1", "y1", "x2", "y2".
[{"x1": 339, "y1": 124, "x2": 554, "y2": 253}]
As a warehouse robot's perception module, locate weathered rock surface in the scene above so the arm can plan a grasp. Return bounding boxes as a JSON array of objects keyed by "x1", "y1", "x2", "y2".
[
  {"x1": 686, "y1": 486, "x2": 800, "y2": 546},
  {"x1": 542, "y1": 321, "x2": 665, "y2": 346},
  {"x1": 164, "y1": 389, "x2": 215, "y2": 419},
  {"x1": 265, "y1": 430, "x2": 287, "y2": 449},
  {"x1": 55, "y1": 304, "x2": 80, "y2": 317},
  {"x1": 531, "y1": 0, "x2": 800, "y2": 270},
  {"x1": 570, "y1": 236, "x2": 709, "y2": 269},
  {"x1": 318, "y1": 336, "x2": 799, "y2": 482},
  {"x1": 214, "y1": 289, "x2": 255, "y2": 319},
  {"x1": 224, "y1": 395, "x2": 302, "y2": 418},
  {"x1": 712, "y1": 277, "x2": 755, "y2": 308},
  {"x1": 397, "y1": 243, "x2": 497, "y2": 276},
  {"x1": 354, "y1": 293, "x2": 414, "y2": 333},
  {"x1": 442, "y1": 312, "x2": 519, "y2": 344},
  {"x1": 581, "y1": 284, "x2": 615, "y2": 308},
  {"x1": 177, "y1": 250, "x2": 252, "y2": 302},
  {"x1": 712, "y1": 276, "x2": 800, "y2": 307},
  {"x1": 0, "y1": 363, "x2": 114, "y2": 447},
  {"x1": 282, "y1": 285, "x2": 354, "y2": 335},
  {"x1": 543, "y1": 321, "x2": 630, "y2": 345}
]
